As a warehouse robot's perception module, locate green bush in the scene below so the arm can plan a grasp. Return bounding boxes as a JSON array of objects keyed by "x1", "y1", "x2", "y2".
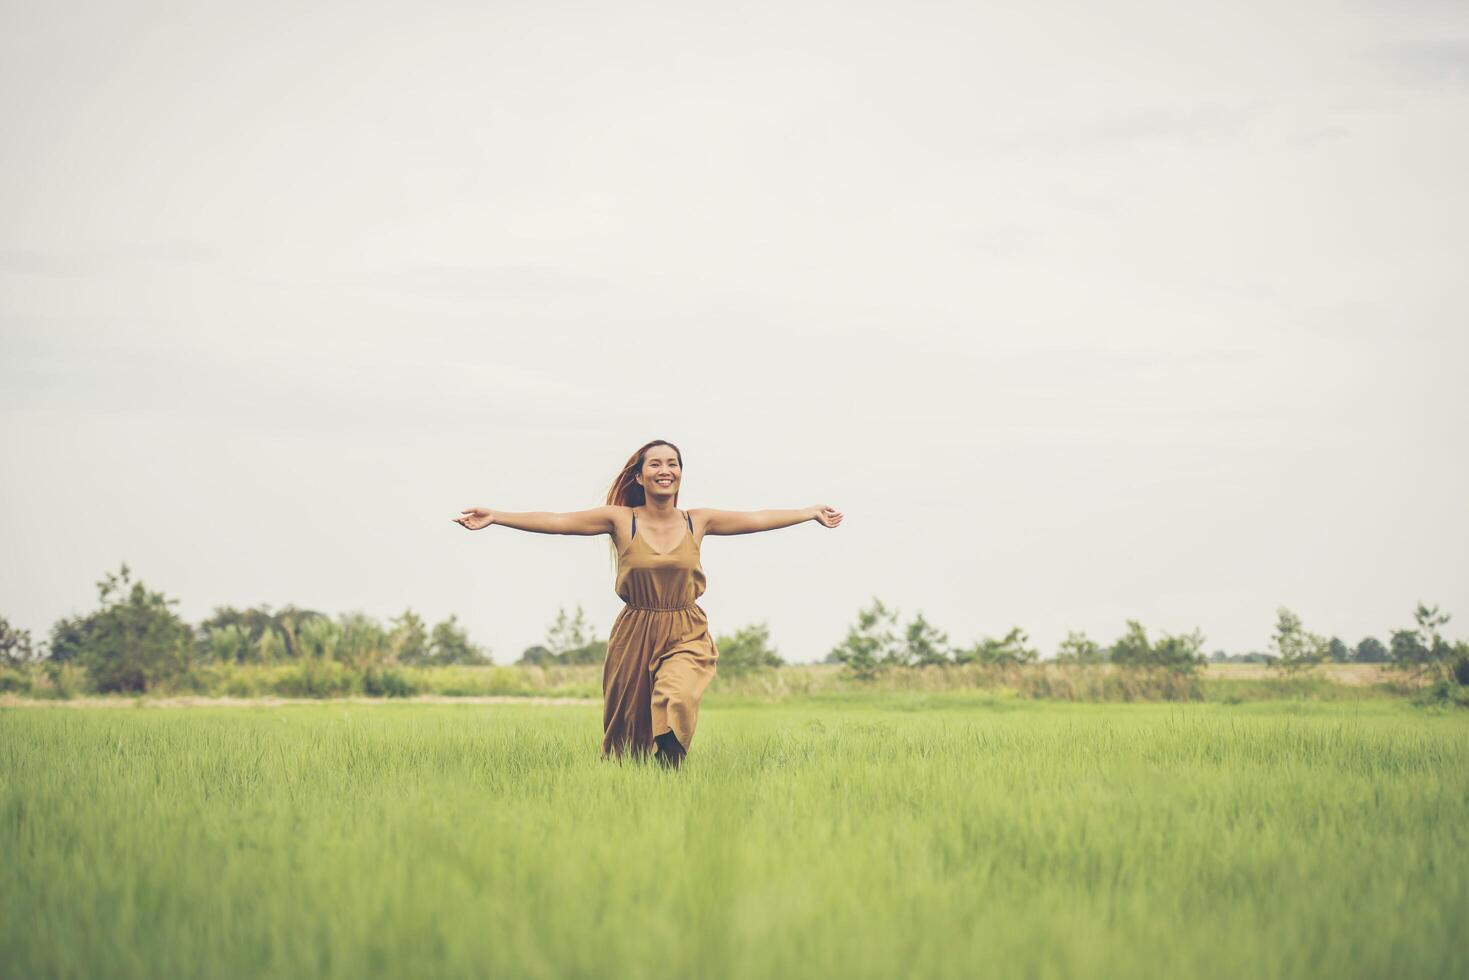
[
  {"x1": 1108, "y1": 620, "x2": 1206, "y2": 674},
  {"x1": 269, "y1": 660, "x2": 359, "y2": 698},
  {"x1": 714, "y1": 623, "x2": 784, "y2": 676},
  {"x1": 40, "y1": 662, "x2": 92, "y2": 700},
  {"x1": 222, "y1": 666, "x2": 266, "y2": 698},
  {"x1": 52, "y1": 565, "x2": 195, "y2": 693},
  {"x1": 0, "y1": 666, "x2": 30, "y2": 694},
  {"x1": 171, "y1": 663, "x2": 266, "y2": 698},
  {"x1": 1453, "y1": 654, "x2": 1469, "y2": 687},
  {"x1": 363, "y1": 667, "x2": 418, "y2": 698},
  {"x1": 954, "y1": 627, "x2": 1040, "y2": 667},
  {"x1": 1417, "y1": 680, "x2": 1469, "y2": 709}
]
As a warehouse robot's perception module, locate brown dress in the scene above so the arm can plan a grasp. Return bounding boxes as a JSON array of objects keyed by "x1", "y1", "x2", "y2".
[{"x1": 601, "y1": 506, "x2": 720, "y2": 761}]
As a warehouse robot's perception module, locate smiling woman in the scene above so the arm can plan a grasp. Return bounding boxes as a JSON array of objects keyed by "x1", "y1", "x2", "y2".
[{"x1": 452, "y1": 438, "x2": 842, "y2": 769}]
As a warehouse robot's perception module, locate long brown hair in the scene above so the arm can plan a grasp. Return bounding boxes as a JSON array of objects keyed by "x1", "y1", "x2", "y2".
[{"x1": 603, "y1": 439, "x2": 683, "y2": 572}]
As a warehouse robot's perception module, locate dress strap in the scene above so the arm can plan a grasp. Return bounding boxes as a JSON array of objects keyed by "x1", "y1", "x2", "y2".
[{"x1": 629, "y1": 506, "x2": 690, "y2": 538}]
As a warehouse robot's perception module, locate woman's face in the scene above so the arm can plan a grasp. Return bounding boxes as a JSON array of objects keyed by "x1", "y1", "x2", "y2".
[{"x1": 638, "y1": 446, "x2": 681, "y2": 500}]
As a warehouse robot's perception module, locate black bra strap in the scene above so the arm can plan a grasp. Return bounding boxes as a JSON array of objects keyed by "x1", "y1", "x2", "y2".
[
  {"x1": 685, "y1": 510, "x2": 692, "y2": 532},
  {"x1": 631, "y1": 506, "x2": 636, "y2": 537}
]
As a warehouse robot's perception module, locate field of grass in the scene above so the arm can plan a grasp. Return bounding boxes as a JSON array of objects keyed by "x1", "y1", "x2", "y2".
[{"x1": 3, "y1": 695, "x2": 1466, "y2": 979}]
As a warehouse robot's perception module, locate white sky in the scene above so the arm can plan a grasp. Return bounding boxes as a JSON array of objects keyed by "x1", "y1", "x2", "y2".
[{"x1": 3, "y1": 0, "x2": 1466, "y2": 663}]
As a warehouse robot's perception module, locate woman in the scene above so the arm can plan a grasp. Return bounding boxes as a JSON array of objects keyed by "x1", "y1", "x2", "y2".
[{"x1": 452, "y1": 438, "x2": 842, "y2": 768}]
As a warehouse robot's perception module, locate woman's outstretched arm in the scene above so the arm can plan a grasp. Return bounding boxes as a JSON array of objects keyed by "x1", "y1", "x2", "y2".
[
  {"x1": 696, "y1": 505, "x2": 842, "y2": 536},
  {"x1": 452, "y1": 506, "x2": 619, "y2": 535}
]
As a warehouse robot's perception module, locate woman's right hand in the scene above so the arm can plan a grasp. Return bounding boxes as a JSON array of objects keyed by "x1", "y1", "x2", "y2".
[{"x1": 452, "y1": 507, "x2": 495, "y2": 531}]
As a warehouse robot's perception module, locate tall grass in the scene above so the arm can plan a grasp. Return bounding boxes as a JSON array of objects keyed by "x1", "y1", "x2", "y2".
[
  {"x1": 707, "y1": 663, "x2": 1414, "y2": 703},
  {"x1": 1, "y1": 698, "x2": 1465, "y2": 978},
  {"x1": 0, "y1": 661, "x2": 602, "y2": 701},
  {"x1": 0, "y1": 661, "x2": 1422, "y2": 704}
]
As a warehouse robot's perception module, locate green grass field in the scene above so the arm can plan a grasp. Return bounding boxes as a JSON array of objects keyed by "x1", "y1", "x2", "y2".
[{"x1": 3, "y1": 695, "x2": 1466, "y2": 979}]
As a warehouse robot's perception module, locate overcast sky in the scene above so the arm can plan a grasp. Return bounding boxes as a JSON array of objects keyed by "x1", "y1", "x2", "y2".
[{"x1": 3, "y1": 0, "x2": 1466, "y2": 663}]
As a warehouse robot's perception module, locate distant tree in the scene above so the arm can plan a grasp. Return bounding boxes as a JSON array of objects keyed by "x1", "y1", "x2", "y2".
[
  {"x1": 1210, "y1": 650, "x2": 1273, "y2": 664},
  {"x1": 1154, "y1": 628, "x2": 1207, "y2": 671},
  {"x1": 0, "y1": 615, "x2": 38, "y2": 667},
  {"x1": 1353, "y1": 636, "x2": 1389, "y2": 663},
  {"x1": 956, "y1": 627, "x2": 1039, "y2": 666},
  {"x1": 545, "y1": 605, "x2": 594, "y2": 657},
  {"x1": 255, "y1": 629, "x2": 286, "y2": 663},
  {"x1": 827, "y1": 598, "x2": 902, "y2": 679},
  {"x1": 1108, "y1": 620, "x2": 1205, "y2": 673},
  {"x1": 537, "y1": 604, "x2": 602, "y2": 665},
  {"x1": 557, "y1": 639, "x2": 607, "y2": 666},
  {"x1": 428, "y1": 615, "x2": 491, "y2": 665},
  {"x1": 714, "y1": 622, "x2": 785, "y2": 675},
  {"x1": 197, "y1": 605, "x2": 325, "y2": 662},
  {"x1": 518, "y1": 644, "x2": 556, "y2": 667},
  {"x1": 1326, "y1": 636, "x2": 1351, "y2": 663},
  {"x1": 338, "y1": 612, "x2": 391, "y2": 669},
  {"x1": 388, "y1": 609, "x2": 431, "y2": 664},
  {"x1": 1108, "y1": 620, "x2": 1152, "y2": 667},
  {"x1": 1268, "y1": 607, "x2": 1328, "y2": 673},
  {"x1": 282, "y1": 606, "x2": 332, "y2": 658},
  {"x1": 46, "y1": 612, "x2": 91, "y2": 663},
  {"x1": 64, "y1": 564, "x2": 195, "y2": 692},
  {"x1": 903, "y1": 613, "x2": 952, "y2": 667},
  {"x1": 1055, "y1": 630, "x2": 1106, "y2": 665},
  {"x1": 202, "y1": 623, "x2": 253, "y2": 664},
  {"x1": 197, "y1": 606, "x2": 283, "y2": 663},
  {"x1": 297, "y1": 617, "x2": 343, "y2": 661},
  {"x1": 1389, "y1": 601, "x2": 1465, "y2": 682}
]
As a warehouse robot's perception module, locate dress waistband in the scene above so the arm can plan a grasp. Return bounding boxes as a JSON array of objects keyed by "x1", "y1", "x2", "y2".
[{"x1": 624, "y1": 601, "x2": 699, "y2": 611}]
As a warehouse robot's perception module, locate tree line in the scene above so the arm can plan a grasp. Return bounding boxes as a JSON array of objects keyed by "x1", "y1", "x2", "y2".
[
  {"x1": 0, "y1": 563, "x2": 787, "y2": 693},
  {"x1": 509, "y1": 603, "x2": 783, "y2": 675},
  {"x1": 821, "y1": 599, "x2": 1209, "y2": 679},
  {"x1": 821, "y1": 598, "x2": 1469, "y2": 685},
  {"x1": 1, "y1": 564, "x2": 1464, "y2": 694}
]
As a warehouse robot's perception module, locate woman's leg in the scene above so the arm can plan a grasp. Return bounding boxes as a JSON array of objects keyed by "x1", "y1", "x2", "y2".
[
  {"x1": 654, "y1": 730, "x2": 686, "y2": 769},
  {"x1": 649, "y1": 645, "x2": 717, "y2": 760}
]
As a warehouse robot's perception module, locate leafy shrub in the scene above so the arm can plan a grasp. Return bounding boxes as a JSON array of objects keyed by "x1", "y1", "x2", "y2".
[
  {"x1": 955, "y1": 627, "x2": 1039, "y2": 667},
  {"x1": 426, "y1": 615, "x2": 491, "y2": 665},
  {"x1": 1416, "y1": 680, "x2": 1469, "y2": 709},
  {"x1": 1268, "y1": 608, "x2": 1329, "y2": 672},
  {"x1": 903, "y1": 614, "x2": 953, "y2": 667},
  {"x1": 518, "y1": 606, "x2": 600, "y2": 666},
  {"x1": 200, "y1": 623, "x2": 254, "y2": 665},
  {"x1": 0, "y1": 666, "x2": 30, "y2": 694},
  {"x1": 827, "y1": 598, "x2": 902, "y2": 679},
  {"x1": 270, "y1": 659, "x2": 359, "y2": 698},
  {"x1": 0, "y1": 615, "x2": 38, "y2": 667},
  {"x1": 1389, "y1": 602, "x2": 1469, "y2": 685},
  {"x1": 363, "y1": 667, "x2": 418, "y2": 698},
  {"x1": 714, "y1": 623, "x2": 785, "y2": 676},
  {"x1": 40, "y1": 662, "x2": 91, "y2": 700},
  {"x1": 1454, "y1": 654, "x2": 1469, "y2": 687},
  {"x1": 1109, "y1": 620, "x2": 1206, "y2": 674},
  {"x1": 56, "y1": 565, "x2": 195, "y2": 693},
  {"x1": 221, "y1": 666, "x2": 266, "y2": 698},
  {"x1": 1055, "y1": 630, "x2": 1106, "y2": 665}
]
